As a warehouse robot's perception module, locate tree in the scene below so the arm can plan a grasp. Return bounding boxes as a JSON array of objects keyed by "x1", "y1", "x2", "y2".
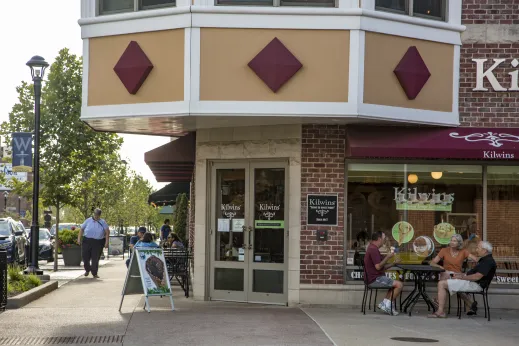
[
  {"x1": 0, "y1": 48, "x2": 123, "y2": 271},
  {"x1": 174, "y1": 193, "x2": 188, "y2": 242}
]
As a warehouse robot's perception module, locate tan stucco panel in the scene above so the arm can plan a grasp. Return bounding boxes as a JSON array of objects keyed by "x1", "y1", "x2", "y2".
[
  {"x1": 200, "y1": 28, "x2": 349, "y2": 102},
  {"x1": 363, "y1": 32, "x2": 454, "y2": 112},
  {"x1": 88, "y1": 29, "x2": 184, "y2": 106}
]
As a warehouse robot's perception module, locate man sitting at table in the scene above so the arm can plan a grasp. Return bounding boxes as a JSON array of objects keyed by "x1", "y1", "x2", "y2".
[
  {"x1": 364, "y1": 231, "x2": 403, "y2": 316},
  {"x1": 428, "y1": 241, "x2": 496, "y2": 318}
]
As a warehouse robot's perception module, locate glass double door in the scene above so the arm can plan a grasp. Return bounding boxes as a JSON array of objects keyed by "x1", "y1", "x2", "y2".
[{"x1": 210, "y1": 161, "x2": 288, "y2": 305}]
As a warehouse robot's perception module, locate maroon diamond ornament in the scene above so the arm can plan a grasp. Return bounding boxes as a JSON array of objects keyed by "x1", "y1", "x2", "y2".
[
  {"x1": 113, "y1": 41, "x2": 154, "y2": 95},
  {"x1": 393, "y1": 46, "x2": 431, "y2": 100},
  {"x1": 248, "y1": 37, "x2": 303, "y2": 93}
]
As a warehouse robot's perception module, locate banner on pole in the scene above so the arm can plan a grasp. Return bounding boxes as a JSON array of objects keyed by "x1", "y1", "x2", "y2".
[{"x1": 11, "y1": 132, "x2": 32, "y2": 173}]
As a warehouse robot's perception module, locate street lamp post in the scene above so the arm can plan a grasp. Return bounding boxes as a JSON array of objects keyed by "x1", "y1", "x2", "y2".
[
  {"x1": 26, "y1": 55, "x2": 48, "y2": 275},
  {"x1": 18, "y1": 196, "x2": 21, "y2": 217},
  {"x1": 3, "y1": 192, "x2": 8, "y2": 212}
]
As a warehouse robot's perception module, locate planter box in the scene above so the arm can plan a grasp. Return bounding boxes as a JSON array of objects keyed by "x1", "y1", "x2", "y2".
[
  {"x1": 6, "y1": 281, "x2": 58, "y2": 309},
  {"x1": 62, "y1": 246, "x2": 82, "y2": 266}
]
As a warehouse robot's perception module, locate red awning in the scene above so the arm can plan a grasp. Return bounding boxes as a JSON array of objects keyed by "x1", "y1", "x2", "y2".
[
  {"x1": 145, "y1": 133, "x2": 195, "y2": 182},
  {"x1": 345, "y1": 127, "x2": 519, "y2": 160}
]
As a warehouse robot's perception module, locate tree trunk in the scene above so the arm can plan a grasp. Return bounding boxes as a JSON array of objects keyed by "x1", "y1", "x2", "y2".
[{"x1": 53, "y1": 201, "x2": 60, "y2": 272}]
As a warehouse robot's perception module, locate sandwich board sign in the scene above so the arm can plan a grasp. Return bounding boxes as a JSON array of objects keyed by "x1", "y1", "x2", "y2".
[{"x1": 119, "y1": 248, "x2": 174, "y2": 313}]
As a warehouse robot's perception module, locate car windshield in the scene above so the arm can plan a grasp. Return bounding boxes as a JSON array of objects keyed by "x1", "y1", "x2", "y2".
[
  {"x1": 39, "y1": 231, "x2": 50, "y2": 240},
  {"x1": 0, "y1": 222, "x2": 11, "y2": 237}
]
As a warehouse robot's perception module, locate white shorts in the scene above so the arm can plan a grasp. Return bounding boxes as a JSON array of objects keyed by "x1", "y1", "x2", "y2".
[{"x1": 446, "y1": 279, "x2": 482, "y2": 295}]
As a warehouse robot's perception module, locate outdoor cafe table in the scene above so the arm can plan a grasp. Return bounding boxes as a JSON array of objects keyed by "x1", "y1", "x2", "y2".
[{"x1": 396, "y1": 264, "x2": 445, "y2": 316}]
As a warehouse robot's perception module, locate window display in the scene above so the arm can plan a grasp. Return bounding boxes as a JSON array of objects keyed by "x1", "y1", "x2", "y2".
[{"x1": 346, "y1": 163, "x2": 483, "y2": 281}]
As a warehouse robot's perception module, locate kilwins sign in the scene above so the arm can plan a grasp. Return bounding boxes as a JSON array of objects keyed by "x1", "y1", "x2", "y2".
[
  {"x1": 473, "y1": 58, "x2": 519, "y2": 91},
  {"x1": 394, "y1": 187, "x2": 454, "y2": 212},
  {"x1": 307, "y1": 194, "x2": 338, "y2": 226}
]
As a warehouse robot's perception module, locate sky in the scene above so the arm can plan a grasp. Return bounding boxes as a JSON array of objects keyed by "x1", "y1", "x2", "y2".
[{"x1": 0, "y1": 1, "x2": 169, "y2": 189}]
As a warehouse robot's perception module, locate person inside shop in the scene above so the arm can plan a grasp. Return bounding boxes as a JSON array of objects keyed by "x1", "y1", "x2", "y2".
[
  {"x1": 134, "y1": 232, "x2": 159, "y2": 249},
  {"x1": 364, "y1": 231, "x2": 403, "y2": 316},
  {"x1": 126, "y1": 227, "x2": 146, "y2": 268},
  {"x1": 428, "y1": 241, "x2": 496, "y2": 318},
  {"x1": 430, "y1": 234, "x2": 479, "y2": 312}
]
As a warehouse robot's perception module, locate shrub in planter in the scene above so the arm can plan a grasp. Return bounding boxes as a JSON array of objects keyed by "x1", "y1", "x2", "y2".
[
  {"x1": 7, "y1": 265, "x2": 41, "y2": 297},
  {"x1": 58, "y1": 229, "x2": 82, "y2": 266}
]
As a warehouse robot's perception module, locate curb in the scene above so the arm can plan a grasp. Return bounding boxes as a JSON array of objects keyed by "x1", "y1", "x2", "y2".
[{"x1": 6, "y1": 281, "x2": 59, "y2": 309}]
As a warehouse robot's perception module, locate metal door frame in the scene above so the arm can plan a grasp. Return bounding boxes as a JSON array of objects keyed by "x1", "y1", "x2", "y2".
[{"x1": 208, "y1": 159, "x2": 289, "y2": 305}]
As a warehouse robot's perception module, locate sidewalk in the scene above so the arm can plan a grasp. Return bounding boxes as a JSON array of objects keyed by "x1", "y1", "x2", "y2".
[
  {"x1": 0, "y1": 258, "x2": 518, "y2": 345},
  {"x1": 0, "y1": 258, "x2": 331, "y2": 346}
]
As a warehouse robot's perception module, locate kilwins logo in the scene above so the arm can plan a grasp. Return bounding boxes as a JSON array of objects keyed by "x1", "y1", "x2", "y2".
[
  {"x1": 259, "y1": 204, "x2": 280, "y2": 220},
  {"x1": 394, "y1": 187, "x2": 454, "y2": 205},
  {"x1": 450, "y1": 132, "x2": 519, "y2": 159},
  {"x1": 309, "y1": 198, "x2": 336, "y2": 207},
  {"x1": 221, "y1": 204, "x2": 241, "y2": 219},
  {"x1": 316, "y1": 209, "x2": 330, "y2": 217}
]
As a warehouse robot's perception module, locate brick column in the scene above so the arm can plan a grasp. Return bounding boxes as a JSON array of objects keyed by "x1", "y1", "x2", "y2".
[{"x1": 300, "y1": 125, "x2": 345, "y2": 285}]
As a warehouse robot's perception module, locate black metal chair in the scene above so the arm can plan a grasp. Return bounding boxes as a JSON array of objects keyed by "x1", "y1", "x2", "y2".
[
  {"x1": 163, "y1": 248, "x2": 191, "y2": 298},
  {"x1": 456, "y1": 268, "x2": 496, "y2": 321},
  {"x1": 359, "y1": 257, "x2": 394, "y2": 315}
]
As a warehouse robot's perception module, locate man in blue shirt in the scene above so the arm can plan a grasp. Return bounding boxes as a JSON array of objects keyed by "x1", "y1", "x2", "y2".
[
  {"x1": 126, "y1": 227, "x2": 146, "y2": 268},
  {"x1": 160, "y1": 219, "x2": 172, "y2": 242},
  {"x1": 78, "y1": 208, "x2": 109, "y2": 278}
]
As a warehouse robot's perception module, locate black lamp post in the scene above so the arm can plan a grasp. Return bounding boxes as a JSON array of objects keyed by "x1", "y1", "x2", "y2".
[
  {"x1": 18, "y1": 196, "x2": 21, "y2": 217},
  {"x1": 3, "y1": 191, "x2": 8, "y2": 212},
  {"x1": 26, "y1": 55, "x2": 48, "y2": 275}
]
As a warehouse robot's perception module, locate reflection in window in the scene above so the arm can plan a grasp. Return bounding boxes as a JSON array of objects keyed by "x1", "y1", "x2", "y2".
[
  {"x1": 140, "y1": 0, "x2": 176, "y2": 9},
  {"x1": 375, "y1": 0, "x2": 446, "y2": 21},
  {"x1": 487, "y1": 167, "x2": 519, "y2": 284},
  {"x1": 216, "y1": 0, "x2": 335, "y2": 6},
  {"x1": 375, "y1": 0, "x2": 407, "y2": 13},
  {"x1": 346, "y1": 163, "x2": 482, "y2": 270},
  {"x1": 99, "y1": 0, "x2": 134, "y2": 14},
  {"x1": 413, "y1": 0, "x2": 445, "y2": 20},
  {"x1": 215, "y1": 169, "x2": 245, "y2": 262},
  {"x1": 254, "y1": 168, "x2": 285, "y2": 264},
  {"x1": 281, "y1": 0, "x2": 336, "y2": 7}
]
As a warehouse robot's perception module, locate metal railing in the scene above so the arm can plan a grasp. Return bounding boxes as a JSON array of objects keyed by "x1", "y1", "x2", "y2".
[
  {"x1": 163, "y1": 248, "x2": 192, "y2": 298},
  {"x1": 0, "y1": 250, "x2": 7, "y2": 311}
]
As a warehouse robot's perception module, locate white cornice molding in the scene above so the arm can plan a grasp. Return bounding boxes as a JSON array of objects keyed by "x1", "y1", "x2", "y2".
[{"x1": 79, "y1": 6, "x2": 465, "y2": 33}]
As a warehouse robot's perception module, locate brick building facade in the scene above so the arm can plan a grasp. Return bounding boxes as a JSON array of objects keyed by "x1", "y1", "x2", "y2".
[{"x1": 82, "y1": 0, "x2": 519, "y2": 307}]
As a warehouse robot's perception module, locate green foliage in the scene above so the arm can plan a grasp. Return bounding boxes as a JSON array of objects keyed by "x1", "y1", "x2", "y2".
[
  {"x1": 0, "y1": 48, "x2": 161, "y2": 249},
  {"x1": 26, "y1": 274, "x2": 42, "y2": 288},
  {"x1": 8, "y1": 265, "x2": 24, "y2": 282},
  {"x1": 57, "y1": 229, "x2": 80, "y2": 249},
  {"x1": 6, "y1": 266, "x2": 41, "y2": 297},
  {"x1": 174, "y1": 193, "x2": 188, "y2": 242}
]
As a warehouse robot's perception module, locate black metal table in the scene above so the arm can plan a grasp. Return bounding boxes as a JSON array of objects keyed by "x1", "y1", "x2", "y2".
[{"x1": 397, "y1": 264, "x2": 444, "y2": 316}]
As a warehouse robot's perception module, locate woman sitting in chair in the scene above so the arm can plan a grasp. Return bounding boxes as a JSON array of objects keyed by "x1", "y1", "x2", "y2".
[
  {"x1": 430, "y1": 234, "x2": 478, "y2": 314},
  {"x1": 135, "y1": 232, "x2": 159, "y2": 249},
  {"x1": 431, "y1": 234, "x2": 477, "y2": 279}
]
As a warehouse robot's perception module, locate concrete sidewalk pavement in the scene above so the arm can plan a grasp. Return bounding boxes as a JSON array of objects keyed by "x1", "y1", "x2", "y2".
[
  {"x1": 0, "y1": 257, "x2": 331, "y2": 346},
  {"x1": 1, "y1": 257, "x2": 518, "y2": 345}
]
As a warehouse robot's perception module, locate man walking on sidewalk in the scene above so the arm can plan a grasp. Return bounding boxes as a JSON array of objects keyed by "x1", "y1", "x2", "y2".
[{"x1": 78, "y1": 208, "x2": 109, "y2": 278}]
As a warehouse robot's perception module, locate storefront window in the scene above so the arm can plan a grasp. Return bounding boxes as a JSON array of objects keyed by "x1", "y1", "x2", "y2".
[
  {"x1": 487, "y1": 167, "x2": 519, "y2": 285},
  {"x1": 346, "y1": 163, "x2": 483, "y2": 281}
]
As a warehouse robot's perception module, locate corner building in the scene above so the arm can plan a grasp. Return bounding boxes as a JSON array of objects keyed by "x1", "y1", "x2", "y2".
[{"x1": 80, "y1": 0, "x2": 519, "y2": 307}]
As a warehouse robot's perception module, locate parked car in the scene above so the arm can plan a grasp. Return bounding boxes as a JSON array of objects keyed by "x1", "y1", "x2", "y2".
[
  {"x1": 27, "y1": 228, "x2": 54, "y2": 262},
  {"x1": 0, "y1": 217, "x2": 28, "y2": 265},
  {"x1": 49, "y1": 223, "x2": 79, "y2": 236}
]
